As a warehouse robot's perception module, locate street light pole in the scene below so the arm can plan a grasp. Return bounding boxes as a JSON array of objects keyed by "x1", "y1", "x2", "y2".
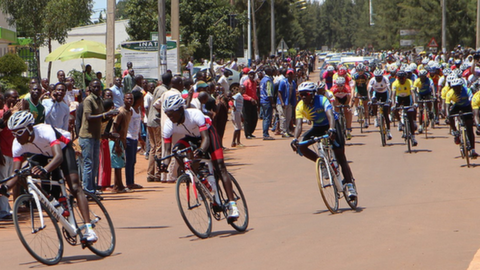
[
  {"x1": 158, "y1": 0, "x2": 167, "y2": 78},
  {"x1": 443, "y1": 0, "x2": 447, "y2": 52},
  {"x1": 271, "y1": 0, "x2": 275, "y2": 56},
  {"x1": 247, "y1": 0, "x2": 251, "y2": 67},
  {"x1": 106, "y1": 0, "x2": 115, "y2": 86},
  {"x1": 476, "y1": 0, "x2": 480, "y2": 49}
]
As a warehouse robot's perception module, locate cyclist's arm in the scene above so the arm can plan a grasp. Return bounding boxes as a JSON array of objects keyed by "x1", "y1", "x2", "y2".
[
  {"x1": 160, "y1": 142, "x2": 172, "y2": 170},
  {"x1": 326, "y1": 109, "x2": 336, "y2": 130},
  {"x1": 196, "y1": 129, "x2": 210, "y2": 157},
  {"x1": 293, "y1": 118, "x2": 303, "y2": 140},
  {"x1": 474, "y1": 109, "x2": 480, "y2": 127},
  {"x1": 40, "y1": 144, "x2": 62, "y2": 175},
  {"x1": 1, "y1": 160, "x2": 22, "y2": 192}
]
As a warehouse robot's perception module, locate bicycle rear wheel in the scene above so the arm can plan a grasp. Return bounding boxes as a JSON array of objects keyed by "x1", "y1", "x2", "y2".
[
  {"x1": 176, "y1": 174, "x2": 212, "y2": 238},
  {"x1": 462, "y1": 129, "x2": 470, "y2": 167},
  {"x1": 226, "y1": 173, "x2": 249, "y2": 232},
  {"x1": 379, "y1": 116, "x2": 386, "y2": 147},
  {"x1": 315, "y1": 158, "x2": 338, "y2": 214},
  {"x1": 405, "y1": 119, "x2": 411, "y2": 153},
  {"x1": 358, "y1": 107, "x2": 364, "y2": 133},
  {"x1": 71, "y1": 192, "x2": 116, "y2": 257},
  {"x1": 423, "y1": 108, "x2": 429, "y2": 139},
  {"x1": 13, "y1": 194, "x2": 63, "y2": 265}
]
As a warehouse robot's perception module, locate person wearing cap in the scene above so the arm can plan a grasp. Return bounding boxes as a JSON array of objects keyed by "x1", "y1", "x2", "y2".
[
  {"x1": 413, "y1": 69, "x2": 435, "y2": 134},
  {"x1": 392, "y1": 70, "x2": 418, "y2": 147},
  {"x1": 277, "y1": 69, "x2": 296, "y2": 137},
  {"x1": 446, "y1": 78, "x2": 477, "y2": 158},
  {"x1": 243, "y1": 69, "x2": 258, "y2": 139},
  {"x1": 240, "y1": 67, "x2": 251, "y2": 85}
]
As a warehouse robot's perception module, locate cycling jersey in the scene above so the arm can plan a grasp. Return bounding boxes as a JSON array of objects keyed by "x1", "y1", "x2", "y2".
[
  {"x1": 321, "y1": 90, "x2": 335, "y2": 103},
  {"x1": 471, "y1": 91, "x2": 480, "y2": 110},
  {"x1": 413, "y1": 78, "x2": 434, "y2": 96},
  {"x1": 446, "y1": 86, "x2": 472, "y2": 107},
  {"x1": 163, "y1": 108, "x2": 210, "y2": 143},
  {"x1": 441, "y1": 85, "x2": 450, "y2": 100},
  {"x1": 322, "y1": 71, "x2": 335, "y2": 89},
  {"x1": 331, "y1": 84, "x2": 352, "y2": 99},
  {"x1": 295, "y1": 95, "x2": 335, "y2": 127},
  {"x1": 392, "y1": 79, "x2": 413, "y2": 97},
  {"x1": 12, "y1": 124, "x2": 71, "y2": 162},
  {"x1": 368, "y1": 76, "x2": 390, "y2": 93},
  {"x1": 353, "y1": 73, "x2": 371, "y2": 96}
]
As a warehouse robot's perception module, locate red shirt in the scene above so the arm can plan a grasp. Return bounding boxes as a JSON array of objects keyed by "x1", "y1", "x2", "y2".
[
  {"x1": 243, "y1": 79, "x2": 258, "y2": 102},
  {"x1": 0, "y1": 105, "x2": 14, "y2": 157}
]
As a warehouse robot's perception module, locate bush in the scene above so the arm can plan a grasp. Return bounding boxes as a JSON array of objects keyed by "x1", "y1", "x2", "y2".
[
  {"x1": 0, "y1": 76, "x2": 30, "y2": 95},
  {"x1": 0, "y1": 53, "x2": 28, "y2": 76}
]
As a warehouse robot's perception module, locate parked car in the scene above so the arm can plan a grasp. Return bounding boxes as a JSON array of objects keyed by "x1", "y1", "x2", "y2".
[{"x1": 191, "y1": 65, "x2": 241, "y2": 92}]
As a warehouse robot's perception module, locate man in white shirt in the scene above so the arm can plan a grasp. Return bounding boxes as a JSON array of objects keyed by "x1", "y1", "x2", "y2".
[
  {"x1": 218, "y1": 69, "x2": 231, "y2": 92},
  {"x1": 43, "y1": 83, "x2": 70, "y2": 131}
]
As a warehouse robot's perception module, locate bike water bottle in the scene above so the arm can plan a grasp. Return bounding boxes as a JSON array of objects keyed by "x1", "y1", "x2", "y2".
[
  {"x1": 58, "y1": 196, "x2": 70, "y2": 217},
  {"x1": 201, "y1": 177, "x2": 212, "y2": 191},
  {"x1": 331, "y1": 159, "x2": 339, "y2": 175},
  {"x1": 206, "y1": 174, "x2": 217, "y2": 194},
  {"x1": 49, "y1": 197, "x2": 63, "y2": 216}
]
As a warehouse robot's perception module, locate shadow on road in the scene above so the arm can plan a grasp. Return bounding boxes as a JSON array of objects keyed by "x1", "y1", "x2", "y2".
[
  {"x1": 345, "y1": 143, "x2": 365, "y2": 146},
  {"x1": 117, "y1": 225, "x2": 170, "y2": 230},
  {"x1": 405, "y1": 149, "x2": 432, "y2": 153},
  {"x1": 180, "y1": 228, "x2": 253, "y2": 241},
  {"x1": 20, "y1": 253, "x2": 122, "y2": 267},
  {"x1": 424, "y1": 135, "x2": 449, "y2": 139}
]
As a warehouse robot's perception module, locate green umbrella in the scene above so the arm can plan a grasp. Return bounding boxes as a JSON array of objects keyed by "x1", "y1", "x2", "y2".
[{"x1": 44, "y1": 39, "x2": 116, "y2": 62}]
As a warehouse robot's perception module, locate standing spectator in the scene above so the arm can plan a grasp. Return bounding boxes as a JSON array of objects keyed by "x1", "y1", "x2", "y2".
[
  {"x1": 96, "y1": 72, "x2": 105, "y2": 90},
  {"x1": 42, "y1": 82, "x2": 70, "y2": 130},
  {"x1": 110, "y1": 76, "x2": 124, "y2": 108},
  {"x1": 277, "y1": 69, "x2": 297, "y2": 137},
  {"x1": 110, "y1": 93, "x2": 133, "y2": 193},
  {"x1": 98, "y1": 98, "x2": 115, "y2": 192},
  {"x1": 260, "y1": 66, "x2": 275, "y2": 140},
  {"x1": 125, "y1": 91, "x2": 144, "y2": 189},
  {"x1": 132, "y1": 74, "x2": 144, "y2": 93},
  {"x1": 146, "y1": 73, "x2": 170, "y2": 182},
  {"x1": 218, "y1": 69, "x2": 231, "y2": 92},
  {"x1": 230, "y1": 57, "x2": 238, "y2": 71},
  {"x1": 79, "y1": 80, "x2": 116, "y2": 195},
  {"x1": 122, "y1": 61, "x2": 133, "y2": 78},
  {"x1": 123, "y1": 69, "x2": 135, "y2": 93},
  {"x1": 64, "y1": 77, "x2": 82, "y2": 107},
  {"x1": 0, "y1": 93, "x2": 12, "y2": 220},
  {"x1": 213, "y1": 86, "x2": 229, "y2": 147},
  {"x1": 243, "y1": 69, "x2": 258, "y2": 139},
  {"x1": 84, "y1": 64, "x2": 93, "y2": 88},
  {"x1": 186, "y1": 57, "x2": 194, "y2": 78},
  {"x1": 23, "y1": 80, "x2": 45, "y2": 124},
  {"x1": 57, "y1": 70, "x2": 66, "y2": 83},
  {"x1": 230, "y1": 85, "x2": 245, "y2": 147},
  {"x1": 143, "y1": 81, "x2": 155, "y2": 159}
]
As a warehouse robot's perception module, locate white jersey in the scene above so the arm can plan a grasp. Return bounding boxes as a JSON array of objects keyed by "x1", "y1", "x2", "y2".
[
  {"x1": 163, "y1": 108, "x2": 212, "y2": 143},
  {"x1": 368, "y1": 76, "x2": 390, "y2": 93},
  {"x1": 12, "y1": 124, "x2": 71, "y2": 161}
]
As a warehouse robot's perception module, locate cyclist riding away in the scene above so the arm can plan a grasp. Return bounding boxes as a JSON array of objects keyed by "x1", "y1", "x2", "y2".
[
  {"x1": 0, "y1": 111, "x2": 100, "y2": 242},
  {"x1": 331, "y1": 76, "x2": 353, "y2": 140},
  {"x1": 351, "y1": 63, "x2": 371, "y2": 129},
  {"x1": 446, "y1": 78, "x2": 478, "y2": 158},
  {"x1": 392, "y1": 70, "x2": 418, "y2": 146},
  {"x1": 414, "y1": 69, "x2": 435, "y2": 133},
  {"x1": 290, "y1": 82, "x2": 357, "y2": 199},
  {"x1": 368, "y1": 69, "x2": 393, "y2": 139},
  {"x1": 158, "y1": 95, "x2": 240, "y2": 220}
]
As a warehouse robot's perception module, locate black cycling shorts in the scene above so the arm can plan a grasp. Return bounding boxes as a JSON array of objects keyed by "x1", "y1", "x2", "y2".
[
  {"x1": 301, "y1": 120, "x2": 345, "y2": 149},
  {"x1": 449, "y1": 105, "x2": 473, "y2": 121}
]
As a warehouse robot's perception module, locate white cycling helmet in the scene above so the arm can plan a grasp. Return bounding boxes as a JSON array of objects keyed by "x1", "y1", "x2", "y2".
[
  {"x1": 335, "y1": 76, "x2": 346, "y2": 85},
  {"x1": 298, "y1": 81, "x2": 317, "y2": 92},
  {"x1": 326, "y1": 66, "x2": 335, "y2": 72},
  {"x1": 373, "y1": 69, "x2": 383, "y2": 77},
  {"x1": 418, "y1": 69, "x2": 428, "y2": 77},
  {"x1": 317, "y1": 81, "x2": 326, "y2": 89},
  {"x1": 8, "y1": 111, "x2": 35, "y2": 130},
  {"x1": 447, "y1": 74, "x2": 457, "y2": 83},
  {"x1": 409, "y1": 63, "x2": 417, "y2": 71},
  {"x1": 450, "y1": 78, "x2": 464, "y2": 87},
  {"x1": 443, "y1": 68, "x2": 452, "y2": 75},
  {"x1": 162, "y1": 94, "x2": 185, "y2": 112}
]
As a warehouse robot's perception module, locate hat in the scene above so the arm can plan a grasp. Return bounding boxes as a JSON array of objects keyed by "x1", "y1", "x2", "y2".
[
  {"x1": 248, "y1": 69, "x2": 256, "y2": 74},
  {"x1": 242, "y1": 67, "x2": 250, "y2": 74},
  {"x1": 286, "y1": 69, "x2": 294, "y2": 75},
  {"x1": 196, "y1": 80, "x2": 208, "y2": 89}
]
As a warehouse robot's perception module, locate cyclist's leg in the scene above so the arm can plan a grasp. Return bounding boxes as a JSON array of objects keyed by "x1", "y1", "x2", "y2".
[
  {"x1": 298, "y1": 126, "x2": 325, "y2": 162},
  {"x1": 345, "y1": 95, "x2": 353, "y2": 129},
  {"x1": 332, "y1": 121, "x2": 353, "y2": 184}
]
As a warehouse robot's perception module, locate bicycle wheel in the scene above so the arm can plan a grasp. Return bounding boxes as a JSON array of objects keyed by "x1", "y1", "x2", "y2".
[
  {"x1": 176, "y1": 174, "x2": 212, "y2": 238},
  {"x1": 462, "y1": 129, "x2": 470, "y2": 167},
  {"x1": 379, "y1": 116, "x2": 386, "y2": 147},
  {"x1": 71, "y1": 192, "x2": 116, "y2": 257},
  {"x1": 227, "y1": 173, "x2": 249, "y2": 232},
  {"x1": 405, "y1": 118, "x2": 411, "y2": 153},
  {"x1": 423, "y1": 108, "x2": 428, "y2": 139},
  {"x1": 358, "y1": 107, "x2": 364, "y2": 133},
  {"x1": 340, "y1": 115, "x2": 348, "y2": 140},
  {"x1": 13, "y1": 194, "x2": 63, "y2": 265},
  {"x1": 344, "y1": 180, "x2": 358, "y2": 210},
  {"x1": 315, "y1": 158, "x2": 338, "y2": 214}
]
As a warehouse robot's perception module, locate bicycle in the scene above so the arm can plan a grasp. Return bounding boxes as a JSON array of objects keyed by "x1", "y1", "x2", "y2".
[
  {"x1": 374, "y1": 101, "x2": 389, "y2": 147},
  {"x1": 299, "y1": 135, "x2": 357, "y2": 214},
  {"x1": 449, "y1": 112, "x2": 474, "y2": 167},
  {"x1": 0, "y1": 157, "x2": 116, "y2": 265},
  {"x1": 354, "y1": 96, "x2": 369, "y2": 133},
  {"x1": 397, "y1": 105, "x2": 415, "y2": 153},
  {"x1": 335, "y1": 104, "x2": 350, "y2": 140},
  {"x1": 417, "y1": 99, "x2": 435, "y2": 139},
  {"x1": 159, "y1": 146, "x2": 249, "y2": 238}
]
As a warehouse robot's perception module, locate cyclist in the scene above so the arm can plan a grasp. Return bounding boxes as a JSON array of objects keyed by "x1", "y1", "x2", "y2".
[
  {"x1": 446, "y1": 78, "x2": 478, "y2": 158},
  {"x1": 351, "y1": 63, "x2": 371, "y2": 129},
  {"x1": 290, "y1": 82, "x2": 357, "y2": 199},
  {"x1": 392, "y1": 70, "x2": 418, "y2": 146},
  {"x1": 317, "y1": 81, "x2": 335, "y2": 103},
  {"x1": 158, "y1": 95, "x2": 239, "y2": 220},
  {"x1": 0, "y1": 111, "x2": 101, "y2": 242},
  {"x1": 471, "y1": 82, "x2": 480, "y2": 135},
  {"x1": 414, "y1": 69, "x2": 435, "y2": 133},
  {"x1": 331, "y1": 76, "x2": 353, "y2": 140},
  {"x1": 368, "y1": 69, "x2": 393, "y2": 140},
  {"x1": 322, "y1": 65, "x2": 336, "y2": 89}
]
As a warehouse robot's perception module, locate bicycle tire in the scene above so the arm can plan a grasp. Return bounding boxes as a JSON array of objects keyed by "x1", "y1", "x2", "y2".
[
  {"x1": 315, "y1": 158, "x2": 338, "y2": 214},
  {"x1": 176, "y1": 174, "x2": 212, "y2": 238},
  {"x1": 71, "y1": 192, "x2": 116, "y2": 257},
  {"x1": 379, "y1": 116, "x2": 386, "y2": 147},
  {"x1": 405, "y1": 118, "x2": 411, "y2": 153},
  {"x1": 226, "y1": 173, "x2": 249, "y2": 232},
  {"x1": 359, "y1": 107, "x2": 364, "y2": 133},
  {"x1": 13, "y1": 194, "x2": 63, "y2": 265},
  {"x1": 462, "y1": 128, "x2": 470, "y2": 167},
  {"x1": 344, "y1": 180, "x2": 358, "y2": 210},
  {"x1": 423, "y1": 108, "x2": 428, "y2": 139},
  {"x1": 340, "y1": 115, "x2": 348, "y2": 140}
]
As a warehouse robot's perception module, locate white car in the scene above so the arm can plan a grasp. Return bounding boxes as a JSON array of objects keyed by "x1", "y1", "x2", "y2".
[{"x1": 192, "y1": 65, "x2": 241, "y2": 92}]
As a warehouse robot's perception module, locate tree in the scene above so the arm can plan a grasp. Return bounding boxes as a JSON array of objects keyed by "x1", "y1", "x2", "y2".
[
  {"x1": 0, "y1": 53, "x2": 29, "y2": 94},
  {"x1": 0, "y1": 0, "x2": 93, "y2": 79}
]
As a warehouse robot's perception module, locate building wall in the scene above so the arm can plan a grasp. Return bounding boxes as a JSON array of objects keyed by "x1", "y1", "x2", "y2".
[{"x1": 40, "y1": 20, "x2": 130, "y2": 84}]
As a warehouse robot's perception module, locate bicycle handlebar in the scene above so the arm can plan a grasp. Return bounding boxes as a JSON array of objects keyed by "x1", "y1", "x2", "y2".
[
  {"x1": 448, "y1": 112, "x2": 473, "y2": 118},
  {"x1": 417, "y1": 99, "x2": 436, "y2": 103},
  {"x1": 0, "y1": 155, "x2": 43, "y2": 184},
  {"x1": 298, "y1": 134, "x2": 340, "y2": 148},
  {"x1": 158, "y1": 146, "x2": 194, "y2": 161}
]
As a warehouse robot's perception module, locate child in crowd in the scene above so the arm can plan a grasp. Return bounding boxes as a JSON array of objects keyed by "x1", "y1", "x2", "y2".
[
  {"x1": 125, "y1": 91, "x2": 144, "y2": 190},
  {"x1": 230, "y1": 85, "x2": 245, "y2": 147}
]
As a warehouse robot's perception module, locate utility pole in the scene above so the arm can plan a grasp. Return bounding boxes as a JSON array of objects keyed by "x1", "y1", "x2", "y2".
[
  {"x1": 476, "y1": 0, "x2": 480, "y2": 49},
  {"x1": 158, "y1": 0, "x2": 167, "y2": 78},
  {"x1": 443, "y1": 0, "x2": 447, "y2": 53},
  {"x1": 369, "y1": 0, "x2": 374, "y2": 26},
  {"x1": 247, "y1": 0, "x2": 251, "y2": 67},
  {"x1": 106, "y1": 0, "x2": 115, "y2": 85},
  {"x1": 252, "y1": 0, "x2": 259, "y2": 62},
  {"x1": 271, "y1": 0, "x2": 275, "y2": 56},
  {"x1": 171, "y1": 0, "x2": 180, "y2": 73}
]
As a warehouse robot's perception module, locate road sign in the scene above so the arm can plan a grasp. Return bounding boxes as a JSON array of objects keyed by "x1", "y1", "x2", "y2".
[
  {"x1": 400, "y1": 29, "x2": 418, "y2": 36},
  {"x1": 428, "y1": 37, "x2": 438, "y2": 47},
  {"x1": 276, "y1": 39, "x2": 289, "y2": 52},
  {"x1": 400, "y1": 39, "x2": 414, "y2": 46}
]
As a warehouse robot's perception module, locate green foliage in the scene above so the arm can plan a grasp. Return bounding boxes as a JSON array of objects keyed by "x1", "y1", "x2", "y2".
[
  {"x1": 0, "y1": 76, "x2": 30, "y2": 95},
  {"x1": 0, "y1": 53, "x2": 28, "y2": 76},
  {"x1": 67, "y1": 69, "x2": 85, "y2": 89}
]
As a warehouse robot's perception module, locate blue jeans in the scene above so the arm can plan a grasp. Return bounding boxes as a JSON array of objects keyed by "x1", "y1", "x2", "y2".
[
  {"x1": 79, "y1": 137, "x2": 100, "y2": 193},
  {"x1": 261, "y1": 102, "x2": 273, "y2": 137},
  {"x1": 125, "y1": 138, "x2": 138, "y2": 186}
]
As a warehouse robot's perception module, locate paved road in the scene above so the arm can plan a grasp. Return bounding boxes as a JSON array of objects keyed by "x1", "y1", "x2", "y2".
[{"x1": 2, "y1": 71, "x2": 480, "y2": 269}]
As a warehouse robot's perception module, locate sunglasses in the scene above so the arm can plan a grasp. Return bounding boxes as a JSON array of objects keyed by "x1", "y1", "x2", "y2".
[
  {"x1": 12, "y1": 128, "x2": 28, "y2": 137},
  {"x1": 299, "y1": 92, "x2": 311, "y2": 97}
]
